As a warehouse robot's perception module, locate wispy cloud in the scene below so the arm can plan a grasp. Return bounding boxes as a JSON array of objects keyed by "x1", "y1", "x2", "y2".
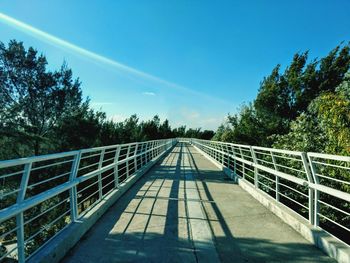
[
  {"x1": 0, "y1": 12, "x2": 230, "y2": 105},
  {"x1": 142, "y1": 91, "x2": 156, "y2": 96},
  {"x1": 168, "y1": 107, "x2": 225, "y2": 130},
  {"x1": 109, "y1": 114, "x2": 127, "y2": 123}
]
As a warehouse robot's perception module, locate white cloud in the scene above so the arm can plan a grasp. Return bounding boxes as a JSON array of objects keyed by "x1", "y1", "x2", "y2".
[
  {"x1": 142, "y1": 91, "x2": 156, "y2": 96},
  {"x1": 109, "y1": 114, "x2": 127, "y2": 123},
  {"x1": 167, "y1": 107, "x2": 225, "y2": 130},
  {"x1": 188, "y1": 111, "x2": 200, "y2": 119}
]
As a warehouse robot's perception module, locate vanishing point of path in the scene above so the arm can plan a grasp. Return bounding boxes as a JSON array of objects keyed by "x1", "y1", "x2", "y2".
[{"x1": 62, "y1": 143, "x2": 335, "y2": 263}]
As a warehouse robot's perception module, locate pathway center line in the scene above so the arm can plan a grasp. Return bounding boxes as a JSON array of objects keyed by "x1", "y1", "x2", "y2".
[{"x1": 183, "y1": 143, "x2": 220, "y2": 263}]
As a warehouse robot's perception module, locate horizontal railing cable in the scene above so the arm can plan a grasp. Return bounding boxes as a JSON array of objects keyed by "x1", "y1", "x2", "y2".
[
  {"x1": 186, "y1": 138, "x2": 350, "y2": 246},
  {"x1": 0, "y1": 138, "x2": 177, "y2": 262}
]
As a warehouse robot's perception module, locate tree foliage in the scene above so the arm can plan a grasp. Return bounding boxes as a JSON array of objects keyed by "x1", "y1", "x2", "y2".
[
  {"x1": 0, "y1": 40, "x2": 83, "y2": 156},
  {"x1": 0, "y1": 40, "x2": 215, "y2": 259},
  {"x1": 212, "y1": 43, "x2": 350, "y2": 245},
  {"x1": 0, "y1": 40, "x2": 214, "y2": 161},
  {"x1": 274, "y1": 74, "x2": 350, "y2": 155},
  {"x1": 215, "y1": 42, "x2": 350, "y2": 150}
]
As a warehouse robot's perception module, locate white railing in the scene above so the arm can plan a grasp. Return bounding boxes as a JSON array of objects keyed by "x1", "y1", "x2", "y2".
[
  {"x1": 189, "y1": 138, "x2": 350, "y2": 245},
  {"x1": 0, "y1": 139, "x2": 177, "y2": 262},
  {"x1": 1, "y1": 137, "x2": 349, "y2": 261}
]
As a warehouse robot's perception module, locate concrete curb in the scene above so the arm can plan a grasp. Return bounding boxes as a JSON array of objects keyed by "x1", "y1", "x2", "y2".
[
  {"x1": 191, "y1": 143, "x2": 350, "y2": 263},
  {"x1": 239, "y1": 179, "x2": 350, "y2": 263},
  {"x1": 28, "y1": 146, "x2": 174, "y2": 263}
]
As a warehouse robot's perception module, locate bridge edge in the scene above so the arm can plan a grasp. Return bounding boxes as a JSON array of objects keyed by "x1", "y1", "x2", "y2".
[
  {"x1": 27, "y1": 145, "x2": 175, "y2": 263},
  {"x1": 191, "y1": 143, "x2": 350, "y2": 263}
]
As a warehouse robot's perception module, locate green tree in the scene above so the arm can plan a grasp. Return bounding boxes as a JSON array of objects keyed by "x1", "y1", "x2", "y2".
[
  {"x1": 215, "y1": 43, "x2": 350, "y2": 147},
  {"x1": 0, "y1": 40, "x2": 83, "y2": 157},
  {"x1": 185, "y1": 128, "x2": 201, "y2": 138},
  {"x1": 159, "y1": 119, "x2": 173, "y2": 139},
  {"x1": 217, "y1": 104, "x2": 264, "y2": 145},
  {"x1": 274, "y1": 74, "x2": 350, "y2": 155},
  {"x1": 54, "y1": 102, "x2": 106, "y2": 151},
  {"x1": 140, "y1": 115, "x2": 161, "y2": 140},
  {"x1": 118, "y1": 114, "x2": 141, "y2": 143},
  {"x1": 172, "y1": 125, "x2": 186, "y2": 137},
  {"x1": 200, "y1": 130, "x2": 215, "y2": 140}
]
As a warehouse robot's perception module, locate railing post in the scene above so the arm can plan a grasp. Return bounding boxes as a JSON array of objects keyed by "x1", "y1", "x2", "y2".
[
  {"x1": 233, "y1": 154, "x2": 237, "y2": 178},
  {"x1": 213, "y1": 143, "x2": 216, "y2": 160},
  {"x1": 145, "y1": 142, "x2": 149, "y2": 163},
  {"x1": 221, "y1": 144, "x2": 225, "y2": 164},
  {"x1": 155, "y1": 141, "x2": 158, "y2": 157},
  {"x1": 152, "y1": 141, "x2": 156, "y2": 159},
  {"x1": 156, "y1": 141, "x2": 160, "y2": 157},
  {"x1": 154, "y1": 141, "x2": 157, "y2": 157},
  {"x1": 147, "y1": 142, "x2": 151, "y2": 161},
  {"x1": 270, "y1": 152, "x2": 280, "y2": 202},
  {"x1": 306, "y1": 154, "x2": 319, "y2": 227},
  {"x1": 227, "y1": 148, "x2": 231, "y2": 171},
  {"x1": 114, "y1": 146, "x2": 121, "y2": 188},
  {"x1": 239, "y1": 147, "x2": 246, "y2": 179},
  {"x1": 126, "y1": 145, "x2": 131, "y2": 179},
  {"x1": 139, "y1": 143, "x2": 143, "y2": 166},
  {"x1": 148, "y1": 142, "x2": 152, "y2": 160},
  {"x1": 134, "y1": 144, "x2": 139, "y2": 173},
  {"x1": 250, "y1": 147, "x2": 259, "y2": 188},
  {"x1": 228, "y1": 145, "x2": 236, "y2": 179},
  {"x1": 98, "y1": 149, "x2": 105, "y2": 200},
  {"x1": 141, "y1": 143, "x2": 146, "y2": 165},
  {"x1": 227, "y1": 145, "x2": 234, "y2": 179},
  {"x1": 16, "y1": 162, "x2": 32, "y2": 263},
  {"x1": 69, "y1": 152, "x2": 82, "y2": 222}
]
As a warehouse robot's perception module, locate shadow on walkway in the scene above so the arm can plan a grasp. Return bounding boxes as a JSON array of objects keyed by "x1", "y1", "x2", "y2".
[{"x1": 62, "y1": 143, "x2": 334, "y2": 263}]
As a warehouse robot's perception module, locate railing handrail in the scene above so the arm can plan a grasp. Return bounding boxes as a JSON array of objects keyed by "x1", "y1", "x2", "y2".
[
  {"x1": 187, "y1": 138, "x2": 350, "y2": 247},
  {"x1": 0, "y1": 138, "x2": 177, "y2": 262},
  {"x1": 1, "y1": 137, "x2": 350, "y2": 261},
  {"x1": 0, "y1": 139, "x2": 174, "y2": 166}
]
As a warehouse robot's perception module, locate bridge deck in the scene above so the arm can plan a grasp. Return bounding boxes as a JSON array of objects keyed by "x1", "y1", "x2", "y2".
[{"x1": 62, "y1": 143, "x2": 334, "y2": 263}]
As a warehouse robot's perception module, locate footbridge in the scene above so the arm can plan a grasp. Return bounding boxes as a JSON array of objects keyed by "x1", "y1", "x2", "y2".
[{"x1": 1, "y1": 139, "x2": 350, "y2": 262}]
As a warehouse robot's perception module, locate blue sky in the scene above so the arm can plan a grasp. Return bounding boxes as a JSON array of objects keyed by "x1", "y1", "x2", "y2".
[{"x1": 0, "y1": 1, "x2": 349, "y2": 130}]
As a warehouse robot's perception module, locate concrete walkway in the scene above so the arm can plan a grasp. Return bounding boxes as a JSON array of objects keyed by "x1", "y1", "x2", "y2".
[{"x1": 62, "y1": 143, "x2": 335, "y2": 263}]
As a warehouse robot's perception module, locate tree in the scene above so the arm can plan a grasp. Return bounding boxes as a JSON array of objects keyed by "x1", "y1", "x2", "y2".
[
  {"x1": 118, "y1": 114, "x2": 141, "y2": 143},
  {"x1": 159, "y1": 119, "x2": 173, "y2": 139},
  {"x1": 273, "y1": 77, "x2": 350, "y2": 242},
  {"x1": 216, "y1": 104, "x2": 265, "y2": 145},
  {"x1": 212, "y1": 124, "x2": 228, "y2": 141},
  {"x1": 172, "y1": 125, "x2": 186, "y2": 137},
  {"x1": 185, "y1": 128, "x2": 202, "y2": 138},
  {"x1": 214, "y1": 42, "x2": 350, "y2": 147},
  {"x1": 140, "y1": 115, "x2": 161, "y2": 140},
  {"x1": 0, "y1": 39, "x2": 223, "y2": 260},
  {"x1": 0, "y1": 40, "x2": 83, "y2": 157},
  {"x1": 200, "y1": 130, "x2": 215, "y2": 140},
  {"x1": 54, "y1": 102, "x2": 106, "y2": 151},
  {"x1": 274, "y1": 75, "x2": 350, "y2": 155}
]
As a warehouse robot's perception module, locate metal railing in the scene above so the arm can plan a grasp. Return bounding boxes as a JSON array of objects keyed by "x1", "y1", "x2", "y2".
[
  {"x1": 0, "y1": 139, "x2": 176, "y2": 262},
  {"x1": 189, "y1": 138, "x2": 350, "y2": 245}
]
